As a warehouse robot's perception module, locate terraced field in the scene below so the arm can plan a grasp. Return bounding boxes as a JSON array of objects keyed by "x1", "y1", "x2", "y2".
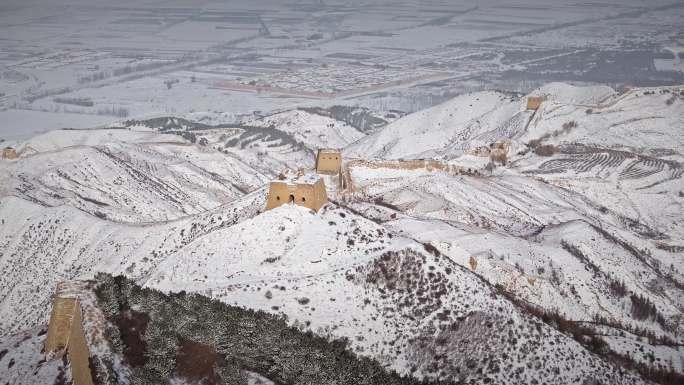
[{"x1": 529, "y1": 144, "x2": 682, "y2": 187}]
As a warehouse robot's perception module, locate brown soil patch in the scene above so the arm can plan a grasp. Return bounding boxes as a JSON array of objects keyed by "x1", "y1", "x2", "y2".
[
  {"x1": 175, "y1": 338, "x2": 225, "y2": 385},
  {"x1": 114, "y1": 309, "x2": 150, "y2": 367}
]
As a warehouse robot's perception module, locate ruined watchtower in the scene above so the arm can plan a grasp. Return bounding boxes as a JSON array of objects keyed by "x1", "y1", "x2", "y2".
[
  {"x1": 265, "y1": 173, "x2": 328, "y2": 212},
  {"x1": 315, "y1": 149, "x2": 342, "y2": 175},
  {"x1": 2, "y1": 147, "x2": 17, "y2": 160},
  {"x1": 526, "y1": 96, "x2": 546, "y2": 110},
  {"x1": 44, "y1": 284, "x2": 94, "y2": 385}
]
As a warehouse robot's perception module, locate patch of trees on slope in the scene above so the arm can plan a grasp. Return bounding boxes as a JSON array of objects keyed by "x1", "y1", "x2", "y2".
[{"x1": 92, "y1": 274, "x2": 449, "y2": 385}]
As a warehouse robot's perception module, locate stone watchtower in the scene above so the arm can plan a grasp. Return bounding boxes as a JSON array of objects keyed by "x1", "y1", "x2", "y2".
[
  {"x1": 265, "y1": 173, "x2": 328, "y2": 212},
  {"x1": 44, "y1": 285, "x2": 94, "y2": 385},
  {"x1": 315, "y1": 149, "x2": 342, "y2": 174},
  {"x1": 526, "y1": 96, "x2": 546, "y2": 111},
  {"x1": 2, "y1": 147, "x2": 18, "y2": 160}
]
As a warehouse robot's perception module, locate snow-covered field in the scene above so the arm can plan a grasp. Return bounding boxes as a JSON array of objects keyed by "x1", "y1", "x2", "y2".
[{"x1": 1, "y1": 0, "x2": 683, "y2": 142}]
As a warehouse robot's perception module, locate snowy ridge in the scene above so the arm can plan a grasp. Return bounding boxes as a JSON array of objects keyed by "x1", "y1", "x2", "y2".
[
  {"x1": 147, "y1": 204, "x2": 408, "y2": 291},
  {"x1": 346, "y1": 91, "x2": 522, "y2": 159},
  {"x1": 243, "y1": 109, "x2": 365, "y2": 150},
  {"x1": 116, "y1": 110, "x2": 369, "y2": 181},
  {"x1": 0, "y1": 189, "x2": 265, "y2": 335},
  {"x1": 531, "y1": 82, "x2": 617, "y2": 106},
  {"x1": 520, "y1": 88, "x2": 684, "y2": 151}
]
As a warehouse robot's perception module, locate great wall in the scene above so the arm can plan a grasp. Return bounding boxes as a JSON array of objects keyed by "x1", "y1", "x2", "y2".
[
  {"x1": 40, "y1": 143, "x2": 495, "y2": 384},
  {"x1": 42, "y1": 281, "x2": 110, "y2": 385},
  {"x1": 33, "y1": 90, "x2": 684, "y2": 384}
]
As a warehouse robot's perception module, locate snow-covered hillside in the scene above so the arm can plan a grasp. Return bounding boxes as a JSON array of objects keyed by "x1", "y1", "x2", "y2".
[
  {"x1": 348, "y1": 166, "x2": 683, "y2": 339},
  {"x1": 0, "y1": 188, "x2": 266, "y2": 335},
  {"x1": 347, "y1": 84, "x2": 683, "y2": 163},
  {"x1": 148, "y1": 207, "x2": 651, "y2": 384},
  {"x1": 346, "y1": 91, "x2": 526, "y2": 159},
  {"x1": 0, "y1": 327, "x2": 68, "y2": 385},
  {"x1": 0, "y1": 129, "x2": 267, "y2": 222},
  {"x1": 0, "y1": 83, "x2": 682, "y2": 384},
  {"x1": 339, "y1": 84, "x2": 684, "y2": 381},
  {"x1": 521, "y1": 87, "x2": 683, "y2": 151},
  {"x1": 0, "y1": 198, "x2": 655, "y2": 384}
]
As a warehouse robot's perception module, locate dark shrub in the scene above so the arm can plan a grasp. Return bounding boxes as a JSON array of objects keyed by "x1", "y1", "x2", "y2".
[{"x1": 534, "y1": 145, "x2": 557, "y2": 156}]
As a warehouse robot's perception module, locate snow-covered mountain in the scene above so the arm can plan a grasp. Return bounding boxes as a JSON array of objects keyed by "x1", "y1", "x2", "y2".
[
  {"x1": 347, "y1": 83, "x2": 683, "y2": 162},
  {"x1": 1, "y1": 83, "x2": 683, "y2": 384}
]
